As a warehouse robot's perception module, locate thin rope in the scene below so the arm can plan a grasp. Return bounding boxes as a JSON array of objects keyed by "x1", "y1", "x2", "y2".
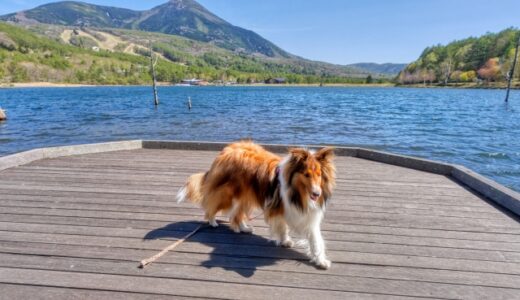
[
  {"x1": 139, "y1": 223, "x2": 205, "y2": 268},
  {"x1": 139, "y1": 210, "x2": 263, "y2": 268},
  {"x1": 249, "y1": 211, "x2": 264, "y2": 221}
]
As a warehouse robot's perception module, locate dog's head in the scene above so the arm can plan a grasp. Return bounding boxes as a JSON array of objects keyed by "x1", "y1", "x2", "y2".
[{"x1": 283, "y1": 147, "x2": 336, "y2": 211}]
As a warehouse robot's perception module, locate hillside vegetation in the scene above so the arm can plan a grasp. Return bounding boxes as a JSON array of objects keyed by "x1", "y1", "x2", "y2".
[
  {"x1": 398, "y1": 28, "x2": 520, "y2": 86},
  {"x1": 348, "y1": 63, "x2": 406, "y2": 76},
  {"x1": 0, "y1": 0, "x2": 288, "y2": 58},
  {"x1": 0, "y1": 22, "x2": 380, "y2": 85}
]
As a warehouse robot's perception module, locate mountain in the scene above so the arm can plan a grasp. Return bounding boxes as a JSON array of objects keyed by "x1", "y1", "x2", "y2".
[
  {"x1": 0, "y1": 0, "x2": 400, "y2": 85},
  {"x1": 347, "y1": 63, "x2": 407, "y2": 76},
  {"x1": 0, "y1": 0, "x2": 288, "y2": 58},
  {"x1": 398, "y1": 28, "x2": 520, "y2": 85},
  {"x1": 0, "y1": 21, "x2": 378, "y2": 85}
]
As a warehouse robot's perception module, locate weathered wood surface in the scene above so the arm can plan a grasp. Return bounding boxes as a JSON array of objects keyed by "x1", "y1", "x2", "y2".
[{"x1": 1, "y1": 148, "x2": 520, "y2": 299}]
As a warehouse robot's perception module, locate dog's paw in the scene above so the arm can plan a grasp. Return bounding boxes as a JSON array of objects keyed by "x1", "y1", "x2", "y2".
[
  {"x1": 314, "y1": 258, "x2": 331, "y2": 270},
  {"x1": 240, "y1": 224, "x2": 254, "y2": 234},
  {"x1": 208, "y1": 219, "x2": 218, "y2": 228},
  {"x1": 275, "y1": 238, "x2": 294, "y2": 248},
  {"x1": 280, "y1": 239, "x2": 294, "y2": 248}
]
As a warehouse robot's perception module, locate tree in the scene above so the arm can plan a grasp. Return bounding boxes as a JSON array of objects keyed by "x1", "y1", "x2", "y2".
[
  {"x1": 460, "y1": 70, "x2": 477, "y2": 82},
  {"x1": 365, "y1": 75, "x2": 373, "y2": 84},
  {"x1": 477, "y1": 58, "x2": 501, "y2": 82},
  {"x1": 450, "y1": 70, "x2": 462, "y2": 82},
  {"x1": 440, "y1": 58, "x2": 453, "y2": 85}
]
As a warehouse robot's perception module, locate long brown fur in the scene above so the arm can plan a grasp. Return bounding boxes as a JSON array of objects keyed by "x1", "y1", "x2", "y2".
[{"x1": 178, "y1": 141, "x2": 336, "y2": 233}]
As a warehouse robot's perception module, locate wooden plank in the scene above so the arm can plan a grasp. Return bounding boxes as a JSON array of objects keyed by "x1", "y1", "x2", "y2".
[
  {"x1": 0, "y1": 200, "x2": 502, "y2": 224},
  {"x1": 0, "y1": 284, "x2": 198, "y2": 300},
  {"x1": 0, "y1": 186, "x2": 494, "y2": 211},
  {"x1": 2, "y1": 241, "x2": 520, "y2": 289},
  {"x1": 2, "y1": 230, "x2": 520, "y2": 270},
  {"x1": 1, "y1": 253, "x2": 519, "y2": 299},
  {"x1": 1, "y1": 205, "x2": 519, "y2": 235},
  {"x1": 2, "y1": 221, "x2": 519, "y2": 253},
  {"x1": 0, "y1": 169, "x2": 463, "y2": 190},
  {"x1": 0, "y1": 184, "x2": 490, "y2": 207},
  {"x1": 4, "y1": 165, "x2": 457, "y2": 184},
  {"x1": 1, "y1": 213, "x2": 518, "y2": 244},
  {"x1": 2, "y1": 220, "x2": 520, "y2": 256},
  {"x1": 1, "y1": 227, "x2": 513, "y2": 264},
  {"x1": 0, "y1": 198, "x2": 505, "y2": 220},
  {"x1": 0, "y1": 193, "x2": 499, "y2": 215},
  {"x1": 0, "y1": 178, "x2": 481, "y2": 199},
  {"x1": 0, "y1": 267, "x2": 417, "y2": 300},
  {"x1": 0, "y1": 187, "x2": 495, "y2": 209}
]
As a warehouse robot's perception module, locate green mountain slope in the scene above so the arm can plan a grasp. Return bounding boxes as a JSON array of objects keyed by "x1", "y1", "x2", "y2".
[
  {"x1": 398, "y1": 28, "x2": 520, "y2": 85},
  {"x1": 347, "y1": 63, "x2": 407, "y2": 76},
  {"x1": 1, "y1": 0, "x2": 288, "y2": 58},
  {"x1": 0, "y1": 22, "x2": 375, "y2": 85},
  {"x1": 2, "y1": 1, "x2": 140, "y2": 28}
]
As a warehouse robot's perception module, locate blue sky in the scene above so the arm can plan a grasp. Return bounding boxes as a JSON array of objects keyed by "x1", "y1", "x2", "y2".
[{"x1": 1, "y1": 0, "x2": 520, "y2": 64}]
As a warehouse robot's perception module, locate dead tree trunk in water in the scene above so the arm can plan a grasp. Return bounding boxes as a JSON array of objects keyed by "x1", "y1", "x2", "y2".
[
  {"x1": 505, "y1": 35, "x2": 520, "y2": 102},
  {"x1": 150, "y1": 44, "x2": 159, "y2": 106}
]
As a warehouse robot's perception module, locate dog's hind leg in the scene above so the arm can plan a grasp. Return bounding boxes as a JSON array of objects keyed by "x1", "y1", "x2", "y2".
[
  {"x1": 228, "y1": 198, "x2": 254, "y2": 233},
  {"x1": 205, "y1": 212, "x2": 219, "y2": 227},
  {"x1": 203, "y1": 187, "x2": 233, "y2": 228},
  {"x1": 269, "y1": 216, "x2": 293, "y2": 248}
]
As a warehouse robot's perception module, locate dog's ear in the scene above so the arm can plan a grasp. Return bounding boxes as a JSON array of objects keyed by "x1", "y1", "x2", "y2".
[
  {"x1": 315, "y1": 147, "x2": 335, "y2": 164},
  {"x1": 289, "y1": 148, "x2": 309, "y2": 161},
  {"x1": 315, "y1": 147, "x2": 336, "y2": 202}
]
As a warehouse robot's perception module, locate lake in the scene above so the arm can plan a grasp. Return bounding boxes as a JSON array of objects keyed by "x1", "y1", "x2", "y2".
[{"x1": 0, "y1": 86, "x2": 519, "y2": 192}]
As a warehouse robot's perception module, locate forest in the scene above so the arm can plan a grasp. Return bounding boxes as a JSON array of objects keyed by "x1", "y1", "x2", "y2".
[{"x1": 398, "y1": 28, "x2": 520, "y2": 86}]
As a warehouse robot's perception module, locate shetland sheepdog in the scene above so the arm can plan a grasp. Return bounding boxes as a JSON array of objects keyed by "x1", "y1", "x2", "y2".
[{"x1": 176, "y1": 141, "x2": 336, "y2": 269}]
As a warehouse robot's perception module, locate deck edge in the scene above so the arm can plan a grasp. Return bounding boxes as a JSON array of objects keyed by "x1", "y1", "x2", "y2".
[
  {"x1": 142, "y1": 140, "x2": 359, "y2": 156},
  {"x1": 355, "y1": 148, "x2": 453, "y2": 175},
  {"x1": 0, "y1": 140, "x2": 143, "y2": 171},
  {"x1": 451, "y1": 165, "x2": 520, "y2": 216}
]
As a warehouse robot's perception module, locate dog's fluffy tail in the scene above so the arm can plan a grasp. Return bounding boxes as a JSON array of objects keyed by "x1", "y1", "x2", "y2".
[{"x1": 176, "y1": 172, "x2": 205, "y2": 204}]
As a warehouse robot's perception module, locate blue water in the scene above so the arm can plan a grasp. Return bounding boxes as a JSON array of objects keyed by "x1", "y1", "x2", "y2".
[{"x1": 0, "y1": 86, "x2": 519, "y2": 191}]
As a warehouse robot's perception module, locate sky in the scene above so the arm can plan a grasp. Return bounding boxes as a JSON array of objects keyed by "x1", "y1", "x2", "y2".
[{"x1": 1, "y1": 0, "x2": 520, "y2": 65}]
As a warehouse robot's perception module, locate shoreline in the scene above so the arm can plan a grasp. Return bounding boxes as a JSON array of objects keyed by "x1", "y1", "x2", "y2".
[
  {"x1": 1, "y1": 81, "x2": 519, "y2": 89},
  {"x1": 1, "y1": 82, "x2": 395, "y2": 88},
  {"x1": 0, "y1": 82, "x2": 178, "y2": 88}
]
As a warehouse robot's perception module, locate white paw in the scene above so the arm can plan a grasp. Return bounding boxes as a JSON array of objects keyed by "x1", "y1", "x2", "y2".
[
  {"x1": 280, "y1": 239, "x2": 294, "y2": 248},
  {"x1": 314, "y1": 258, "x2": 331, "y2": 270},
  {"x1": 208, "y1": 219, "x2": 218, "y2": 227},
  {"x1": 240, "y1": 225, "x2": 254, "y2": 234}
]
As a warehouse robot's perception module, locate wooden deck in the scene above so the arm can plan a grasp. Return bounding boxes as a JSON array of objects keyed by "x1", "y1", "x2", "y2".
[{"x1": 1, "y1": 147, "x2": 520, "y2": 299}]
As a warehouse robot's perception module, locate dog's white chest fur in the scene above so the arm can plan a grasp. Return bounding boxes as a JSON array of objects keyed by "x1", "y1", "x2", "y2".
[{"x1": 275, "y1": 157, "x2": 330, "y2": 269}]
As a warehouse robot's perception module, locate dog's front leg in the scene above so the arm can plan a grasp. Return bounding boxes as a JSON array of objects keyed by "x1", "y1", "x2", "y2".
[
  {"x1": 309, "y1": 225, "x2": 331, "y2": 269},
  {"x1": 270, "y1": 216, "x2": 294, "y2": 248}
]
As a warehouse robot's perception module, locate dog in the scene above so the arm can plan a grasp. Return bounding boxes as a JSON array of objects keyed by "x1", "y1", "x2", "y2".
[{"x1": 176, "y1": 141, "x2": 336, "y2": 269}]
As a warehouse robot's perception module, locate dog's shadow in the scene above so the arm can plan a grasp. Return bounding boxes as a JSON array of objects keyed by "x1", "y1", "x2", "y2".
[{"x1": 143, "y1": 221, "x2": 311, "y2": 277}]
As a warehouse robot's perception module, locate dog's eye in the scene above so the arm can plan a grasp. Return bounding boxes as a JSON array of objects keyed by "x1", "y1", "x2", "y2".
[{"x1": 304, "y1": 173, "x2": 310, "y2": 178}]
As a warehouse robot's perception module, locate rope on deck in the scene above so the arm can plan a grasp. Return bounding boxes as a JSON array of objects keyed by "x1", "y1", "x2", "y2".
[
  {"x1": 138, "y1": 212, "x2": 263, "y2": 268},
  {"x1": 139, "y1": 223, "x2": 205, "y2": 268}
]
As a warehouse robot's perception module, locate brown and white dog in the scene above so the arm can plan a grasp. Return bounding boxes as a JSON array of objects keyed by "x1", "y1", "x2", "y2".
[{"x1": 177, "y1": 141, "x2": 336, "y2": 269}]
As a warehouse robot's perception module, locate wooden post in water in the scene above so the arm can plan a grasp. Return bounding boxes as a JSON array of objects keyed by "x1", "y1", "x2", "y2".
[
  {"x1": 505, "y1": 35, "x2": 520, "y2": 102},
  {"x1": 187, "y1": 97, "x2": 192, "y2": 110},
  {"x1": 150, "y1": 43, "x2": 159, "y2": 106}
]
